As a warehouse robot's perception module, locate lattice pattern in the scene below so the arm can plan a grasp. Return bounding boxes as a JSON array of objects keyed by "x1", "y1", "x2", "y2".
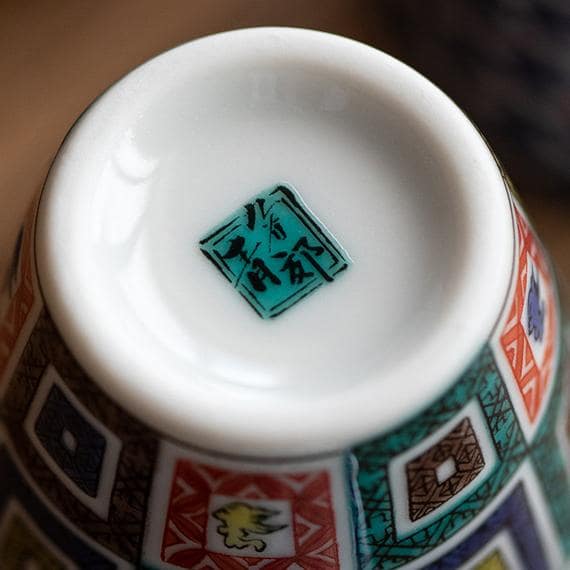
[
  {"x1": 0, "y1": 310, "x2": 159, "y2": 562},
  {"x1": 352, "y1": 347, "x2": 528, "y2": 569}
]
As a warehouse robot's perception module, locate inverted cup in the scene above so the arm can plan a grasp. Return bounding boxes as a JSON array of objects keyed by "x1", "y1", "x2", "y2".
[
  {"x1": 0, "y1": 27, "x2": 567, "y2": 569},
  {"x1": 36, "y1": 28, "x2": 513, "y2": 457}
]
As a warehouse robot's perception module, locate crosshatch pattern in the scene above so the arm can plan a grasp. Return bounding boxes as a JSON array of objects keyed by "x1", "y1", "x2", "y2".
[
  {"x1": 352, "y1": 347, "x2": 527, "y2": 568},
  {"x1": 0, "y1": 309, "x2": 159, "y2": 562},
  {"x1": 0, "y1": 184, "x2": 569, "y2": 568},
  {"x1": 351, "y1": 344, "x2": 570, "y2": 569}
]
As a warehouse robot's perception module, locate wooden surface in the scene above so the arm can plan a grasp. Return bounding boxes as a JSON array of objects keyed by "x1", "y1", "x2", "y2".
[{"x1": 1, "y1": 0, "x2": 568, "y2": 310}]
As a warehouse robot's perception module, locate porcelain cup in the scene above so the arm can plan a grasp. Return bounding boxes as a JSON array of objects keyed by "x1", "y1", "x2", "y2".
[{"x1": 0, "y1": 28, "x2": 568, "y2": 569}]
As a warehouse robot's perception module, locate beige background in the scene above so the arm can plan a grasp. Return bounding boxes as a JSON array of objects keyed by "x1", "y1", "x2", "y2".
[{"x1": 1, "y1": 0, "x2": 568, "y2": 310}]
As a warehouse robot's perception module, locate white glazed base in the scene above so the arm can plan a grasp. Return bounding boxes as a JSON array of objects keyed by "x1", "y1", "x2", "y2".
[{"x1": 37, "y1": 28, "x2": 513, "y2": 456}]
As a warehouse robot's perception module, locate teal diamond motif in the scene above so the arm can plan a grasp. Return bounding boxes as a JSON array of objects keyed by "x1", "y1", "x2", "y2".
[{"x1": 199, "y1": 183, "x2": 351, "y2": 319}]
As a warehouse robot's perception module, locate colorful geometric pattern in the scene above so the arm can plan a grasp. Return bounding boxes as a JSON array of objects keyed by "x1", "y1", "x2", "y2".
[
  {"x1": 351, "y1": 346, "x2": 528, "y2": 569},
  {"x1": 425, "y1": 482, "x2": 548, "y2": 569},
  {"x1": 0, "y1": 446, "x2": 116, "y2": 568},
  {"x1": 0, "y1": 204, "x2": 39, "y2": 383},
  {"x1": 200, "y1": 183, "x2": 351, "y2": 318},
  {"x1": 0, "y1": 186, "x2": 568, "y2": 569},
  {"x1": 23, "y1": 364, "x2": 122, "y2": 519},
  {"x1": 528, "y1": 365, "x2": 570, "y2": 558},
  {"x1": 406, "y1": 417, "x2": 486, "y2": 522},
  {"x1": 496, "y1": 202, "x2": 557, "y2": 434},
  {"x1": 387, "y1": 399, "x2": 499, "y2": 539},
  {"x1": 351, "y1": 343, "x2": 570, "y2": 569},
  {"x1": 33, "y1": 383, "x2": 107, "y2": 497},
  {"x1": 158, "y1": 459, "x2": 340, "y2": 568},
  {"x1": 0, "y1": 309, "x2": 159, "y2": 562}
]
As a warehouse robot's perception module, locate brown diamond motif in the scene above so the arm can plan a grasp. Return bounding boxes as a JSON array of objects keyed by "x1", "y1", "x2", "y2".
[{"x1": 406, "y1": 417, "x2": 485, "y2": 521}]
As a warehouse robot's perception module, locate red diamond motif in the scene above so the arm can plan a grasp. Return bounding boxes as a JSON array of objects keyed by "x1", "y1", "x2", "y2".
[
  {"x1": 161, "y1": 460, "x2": 340, "y2": 569},
  {"x1": 499, "y1": 205, "x2": 557, "y2": 423}
]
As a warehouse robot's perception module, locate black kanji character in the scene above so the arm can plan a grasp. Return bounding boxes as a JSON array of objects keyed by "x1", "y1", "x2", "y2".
[
  {"x1": 275, "y1": 253, "x2": 314, "y2": 285},
  {"x1": 244, "y1": 199, "x2": 286, "y2": 245},
  {"x1": 246, "y1": 258, "x2": 282, "y2": 292},
  {"x1": 221, "y1": 236, "x2": 249, "y2": 262}
]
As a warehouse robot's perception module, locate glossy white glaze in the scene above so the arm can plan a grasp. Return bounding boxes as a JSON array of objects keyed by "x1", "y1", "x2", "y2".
[{"x1": 37, "y1": 28, "x2": 513, "y2": 456}]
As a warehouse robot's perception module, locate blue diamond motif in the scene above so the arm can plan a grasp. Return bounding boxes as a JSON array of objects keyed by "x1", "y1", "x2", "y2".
[{"x1": 34, "y1": 385, "x2": 106, "y2": 498}]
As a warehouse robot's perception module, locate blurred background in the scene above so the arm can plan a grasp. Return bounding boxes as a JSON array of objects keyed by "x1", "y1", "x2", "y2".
[{"x1": 1, "y1": 0, "x2": 569, "y2": 308}]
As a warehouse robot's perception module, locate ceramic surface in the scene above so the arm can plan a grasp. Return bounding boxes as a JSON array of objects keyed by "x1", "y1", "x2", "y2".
[
  {"x1": 199, "y1": 183, "x2": 351, "y2": 319},
  {"x1": 0, "y1": 28, "x2": 568, "y2": 569},
  {"x1": 34, "y1": 27, "x2": 513, "y2": 457}
]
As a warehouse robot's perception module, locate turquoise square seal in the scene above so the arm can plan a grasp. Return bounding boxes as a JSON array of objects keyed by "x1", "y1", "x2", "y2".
[{"x1": 199, "y1": 184, "x2": 351, "y2": 318}]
